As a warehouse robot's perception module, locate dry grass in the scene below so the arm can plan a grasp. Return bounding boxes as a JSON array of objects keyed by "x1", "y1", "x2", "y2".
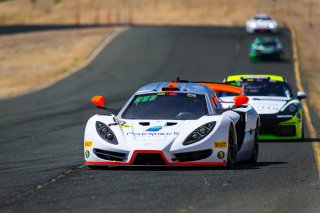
[
  {"x1": 0, "y1": 27, "x2": 116, "y2": 98},
  {"x1": 0, "y1": 0, "x2": 319, "y2": 116}
]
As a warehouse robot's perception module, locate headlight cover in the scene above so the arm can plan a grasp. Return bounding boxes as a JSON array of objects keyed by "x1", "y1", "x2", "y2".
[
  {"x1": 268, "y1": 22, "x2": 275, "y2": 28},
  {"x1": 183, "y1": 122, "x2": 216, "y2": 145},
  {"x1": 96, "y1": 121, "x2": 118, "y2": 145},
  {"x1": 281, "y1": 103, "x2": 298, "y2": 115},
  {"x1": 250, "y1": 22, "x2": 257, "y2": 28}
]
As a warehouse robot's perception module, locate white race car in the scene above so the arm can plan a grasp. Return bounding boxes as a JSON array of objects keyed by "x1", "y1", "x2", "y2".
[
  {"x1": 84, "y1": 80, "x2": 260, "y2": 168},
  {"x1": 246, "y1": 14, "x2": 278, "y2": 33}
]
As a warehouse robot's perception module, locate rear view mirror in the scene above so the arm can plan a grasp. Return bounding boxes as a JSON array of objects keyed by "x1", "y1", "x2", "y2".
[
  {"x1": 297, "y1": 91, "x2": 307, "y2": 100},
  {"x1": 234, "y1": 96, "x2": 249, "y2": 107},
  {"x1": 91, "y1": 95, "x2": 105, "y2": 107}
]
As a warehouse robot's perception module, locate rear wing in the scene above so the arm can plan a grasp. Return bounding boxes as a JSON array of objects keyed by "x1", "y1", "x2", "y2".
[
  {"x1": 197, "y1": 82, "x2": 243, "y2": 95},
  {"x1": 171, "y1": 78, "x2": 248, "y2": 107},
  {"x1": 173, "y1": 78, "x2": 243, "y2": 95}
]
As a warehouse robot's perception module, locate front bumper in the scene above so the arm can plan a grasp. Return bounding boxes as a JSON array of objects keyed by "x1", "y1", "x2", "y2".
[
  {"x1": 85, "y1": 149, "x2": 226, "y2": 167},
  {"x1": 259, "y1": 111, "x2": 303, "y2": 140},
  {"x1": 250, "y1": 50, "x2": 282, "y2": 58},
  {"x1": 247, "y1": 26, "x2": 277, "y2": 33}
]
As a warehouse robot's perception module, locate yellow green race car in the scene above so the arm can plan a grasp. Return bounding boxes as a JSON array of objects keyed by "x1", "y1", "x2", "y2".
[{"x1": 220, "y1": 74, "x2": 307, "y2": 140}]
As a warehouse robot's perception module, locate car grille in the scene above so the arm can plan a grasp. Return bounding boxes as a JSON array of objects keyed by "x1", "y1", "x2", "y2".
[
  {"x1": 260, "y1": 125, "x2": 296, "y2": 136},
  {"x1": 93, "y1": 149, "x2": 126, "y2": 161},
  {"x1": 132, "y1": 153, "x2": 166, "y2": 165},
  {"x1": 173, "y1": 149, "x2": 213, "y2": 162},
  {"x1": 259, "y1": 114, "x2": 296, "y2": 136}
]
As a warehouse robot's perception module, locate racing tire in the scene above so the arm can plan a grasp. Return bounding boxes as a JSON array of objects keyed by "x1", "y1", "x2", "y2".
[
  {"x1": 227, "y1": 125, "x2": 237, "y2": 168},
  {"x1": 249, "y1": 128, "x2": 259, "y2": 163},
  {"x1": 300, "y1": 121, "x2": 305, "y2": 141},
  {"x1": 250, "y1": 57, "x2": 257, "y2": 63}
]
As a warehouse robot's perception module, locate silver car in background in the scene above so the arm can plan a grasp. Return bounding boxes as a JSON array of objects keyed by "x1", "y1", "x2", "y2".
[{"x1": 246, "y1": 14, "x2": 278, "y2": 33}]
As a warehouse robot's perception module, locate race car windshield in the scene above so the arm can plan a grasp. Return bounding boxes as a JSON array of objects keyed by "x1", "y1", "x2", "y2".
[
  {"x1": 122, "y1": 93, "x2": 208, "y2": 120},
  {"x1": 254, "y1": 17, "x2": 271, "y2": 20},
  {"x1": 219, "y1": 81, "x2": 292, "y2": 97},
  {"x1": 263, "y1": 41, "x2": 277, "y2": 46}
]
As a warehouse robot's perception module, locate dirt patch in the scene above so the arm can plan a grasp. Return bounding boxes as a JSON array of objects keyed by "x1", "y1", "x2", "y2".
[{"x1": 0, "y1": 27, "x2": 118, "y2": 99}]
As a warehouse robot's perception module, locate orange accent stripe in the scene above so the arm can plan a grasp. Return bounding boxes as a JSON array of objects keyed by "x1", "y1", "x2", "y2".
[
  {"x1": 167, "y1": 81, "x2": 179, "y2": 88},
  {"x1": 85, "y1": 150, "x2": 226, "y2": 167},
  {"x1": 85, "y1": 161, "x2": 226, "y2": 166},
  {"x1": 199, "y1": 83, "x2": 242, "y2": 94}
]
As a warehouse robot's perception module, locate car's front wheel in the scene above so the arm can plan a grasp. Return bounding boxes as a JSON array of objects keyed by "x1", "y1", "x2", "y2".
[
  {"x1": 298, "y1": 122, "x2": 305, "y2": 141},
  {"x1": 227, "y1": 125, "x2": 237, "y2": 168},
  {"x1": 249, "y1": 127, "x2": 259, "y2": 163}
]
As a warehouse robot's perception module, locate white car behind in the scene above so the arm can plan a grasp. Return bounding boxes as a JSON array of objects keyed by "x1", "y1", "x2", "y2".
[{"x1": 246, "y1": 14, "x2": 278, "y2": 33}]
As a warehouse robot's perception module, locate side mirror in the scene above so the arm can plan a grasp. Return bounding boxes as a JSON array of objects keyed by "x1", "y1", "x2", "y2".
[
  {"x1": 234, "y1": 95, "x2": 249, "y2": 107},
  {"x1": 91, "y1": 95, "x2": 105, "y2": 108},
  {"x1": 297, "y1": 91, "x2": 307, "y2": 100}
]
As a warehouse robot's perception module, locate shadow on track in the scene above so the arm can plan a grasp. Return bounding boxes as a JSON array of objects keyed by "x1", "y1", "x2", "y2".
[
  {"x1": 249, "y1": 57, "x2": 291, "y2": 64},
  {"x1": 0, "y1": 24, "x2": 109, "y2": 35},
  {"x1": 86, "y1": 161, "x2": 287, "y2": 171},
  {"x1": 233, "y1": 161, "x2": 287, "y2": 170},
  {"x1": 261, "y1": 138, "x2": 320, "y2": 143}
]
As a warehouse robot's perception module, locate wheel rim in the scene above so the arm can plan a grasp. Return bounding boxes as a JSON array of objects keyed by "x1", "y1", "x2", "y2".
[
  {"x1": 252, "y1": 129, "x2": 259, "y2": 161},
  {"x1": 228, "y1": 129, "x2": 236, "y2": 164}
]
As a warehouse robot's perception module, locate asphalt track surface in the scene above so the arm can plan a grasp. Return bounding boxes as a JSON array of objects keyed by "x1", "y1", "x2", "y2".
[{"x1": 1, "y1": 26, "x2": 320, "y2": 212}]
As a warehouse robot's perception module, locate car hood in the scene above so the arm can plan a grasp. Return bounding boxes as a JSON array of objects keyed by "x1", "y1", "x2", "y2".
[
  {"x1": 249, "y1": 97, "x2": 289, "y2": 114},
  {"x1": 252, "y1": 19, "x2": 275, "y2": 26},
  {"x1": 258, "y1": 46, "x2": 277, "y2": 53},
  {"x1": 220, "y1": 96, "x2": 289, "y2": 114},
  {"x1": 121, "y1": 120, "x2": 184, "y2": 142},
  {"x1": 88, "y1": 115, "x2": 223, "y2": 151},
  {"x1": 105, "y1": 118, "x2": 212, "y2": 150}
]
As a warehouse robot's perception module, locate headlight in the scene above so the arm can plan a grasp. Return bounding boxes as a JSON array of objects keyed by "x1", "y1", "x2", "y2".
[
  {"x1": 281, "y1": 103, "x2": 298, "y2": 114},
  {"x1": 183, "y1": 122, "x2": 216, "y2": 145},
  {"x1": 268, "y1": 23, "x2": 275, "y2": 28},
  {"x1": 276, "y1": 43, "x2": 283, "y2": 49},
  {"x1": 250, "y1": 22, "x2": 257, "y2": 28},
  {"x1": 256, "y1": 45, "x2": 264, "y2": 51},
  {"x1": 96, "y1": 121, "x2": 118, "y2": 145}
]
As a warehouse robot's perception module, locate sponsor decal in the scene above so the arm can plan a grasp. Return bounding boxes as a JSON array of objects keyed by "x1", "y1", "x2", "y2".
[
  {"x1": 112, "y1": 114, "x2": 120, "y2": 123},
  {"x1": 120, "y1": 120, "x2": 133, "y2": 128},
  {"x1": 230, "y1": 82, "x2": 241, "y2": 86},
  {"x1": 217, "y1": 151, "x2": 225, "y2": 159},
  {"x1": 85, "y1": 150, "x2": 90, "y2": 158},
  {"x1": 134, "y1": 95, "x2": 158, "y2": 104},
  {"x1": 146, "y1": 126, "x2": 163, "y2": 131},
  {"x1": 121, "y1": 125, "x2": 133, "y2": 129},
  {"x1": 214, "y1": 142, "x2": 227, "y2": 149},
  {"x1": 108, "y1": 120, "x2": 132, "y2": 128},
  {"x1": 157, "y1": 92, "x2": 165, "y2": 96},
  {"x1": 127, "y1": 132, "x2": 179, "y2": 136},
  {"x1": 187, "y1": 93, "x2": 196, "y2": 98},
  {"x1": 84, "y1": 141, "x2": 92, "y2": 148}
]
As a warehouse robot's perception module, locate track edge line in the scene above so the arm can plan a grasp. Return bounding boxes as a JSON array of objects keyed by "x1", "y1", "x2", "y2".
[{"x1": 289, "y1": 25, "x2": 320, "y2": 180}]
